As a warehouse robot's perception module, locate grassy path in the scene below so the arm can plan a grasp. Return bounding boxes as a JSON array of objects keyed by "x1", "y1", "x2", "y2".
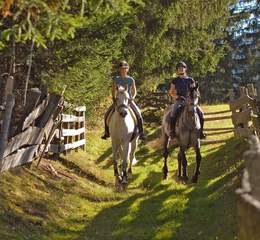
[{"x1": 0, "y1": 104, "x2": 246, "y2": 240}]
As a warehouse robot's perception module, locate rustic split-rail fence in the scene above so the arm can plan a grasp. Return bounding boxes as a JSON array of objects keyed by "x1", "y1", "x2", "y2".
[
  {"x1": 237, "y1": 136, "x2": 260, "y2": 240},
  {"x1": 0, "y1": 75, "x2": 86, "y2": 172},
  {"x1": 49, "y1": 106, "x2": 86, "y2": 155}
]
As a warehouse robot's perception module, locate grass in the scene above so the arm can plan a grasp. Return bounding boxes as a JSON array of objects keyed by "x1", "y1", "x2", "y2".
[{"x1": 0, "y1": 104, "x2": 248, "y2": 240}]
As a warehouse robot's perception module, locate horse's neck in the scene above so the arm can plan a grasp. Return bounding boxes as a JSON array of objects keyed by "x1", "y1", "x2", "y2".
[
  {"x1": 179, "y1": 105, "x2": 196, "y2": 129},
  {"x1": 111, "y1": 110, "x2": 134, "y2": 128}
]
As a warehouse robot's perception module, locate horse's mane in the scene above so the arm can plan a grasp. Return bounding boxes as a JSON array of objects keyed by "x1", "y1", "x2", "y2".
[
  {"x1": 116, "y1": 86, "x2": 130, "y2": 98},
  {"x1": 117, "y1": 86, "x2": 126, "y2": 92}
]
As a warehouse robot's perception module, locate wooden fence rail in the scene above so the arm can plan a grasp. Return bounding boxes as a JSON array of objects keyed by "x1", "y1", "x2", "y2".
[
  {"x1": 49, "y1": 106, "x2": 86, "y2": 155},
  {"x1": 0, "y1": 75, "x2": 86, "y2": 172},
  {"x1": 237, "y1": 136, "x2": 260, "y2": 240},
  {"x1": 229, "y1": 82, "x2": 260, "y2": 138},
  {"x1": 0, "y1": 80, "x2": 63, "y2": 172}
]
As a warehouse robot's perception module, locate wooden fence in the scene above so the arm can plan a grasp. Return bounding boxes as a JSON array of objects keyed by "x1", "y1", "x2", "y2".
[
  {"x1": 138, "y1": 90, "x2": 235, "y2": 145},
  {"x1": 0, "y1": 76, "x2": 63, "y2": 172},
  {"x1": 0, "y1": 75, "x2": 86, "y2": 172},
  {"x1": 49, "y1": 106, "x2": 86, "y2": 155},
  {"x1": 229, "y1": 82, "x2": 260, "y2": 138},
  {"x1": 202, "y1": 109, "x2": 233, "y2": 145},
  {"x1": 237, "y1": 136, "x2": 260, "y2": 240}
]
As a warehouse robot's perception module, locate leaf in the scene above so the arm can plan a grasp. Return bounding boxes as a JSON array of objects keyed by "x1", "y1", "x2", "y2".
[{"x1": 1, "y1": 28, "x2": 12, "y2": 41}]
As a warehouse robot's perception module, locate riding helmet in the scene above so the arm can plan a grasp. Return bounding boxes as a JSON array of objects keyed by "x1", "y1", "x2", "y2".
[
  {"x1": 176, "y1": 61, "x2": 187, "y2": 69},
  {"x1": 118, "y1": 60, "x2": 129, "y2": 69}
]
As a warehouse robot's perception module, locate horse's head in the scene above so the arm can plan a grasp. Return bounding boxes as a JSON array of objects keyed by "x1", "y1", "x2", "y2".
[
  {"x1": 186, "y1": 82, "x2": 200, "y2": 114},
  {"x1": 115, "y1": 85, "x2": 130, "y2": 118}
]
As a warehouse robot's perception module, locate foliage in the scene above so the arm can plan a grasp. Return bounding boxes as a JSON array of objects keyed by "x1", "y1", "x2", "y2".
[
  {"x1": 0, "y1": 0, "x2": 236, "y2": 111},
  {"x1": 202, "y1": 0, "x2": 260, "y2": 102}
]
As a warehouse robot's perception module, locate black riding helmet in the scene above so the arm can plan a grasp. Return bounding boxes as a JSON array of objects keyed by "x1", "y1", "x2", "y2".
[{"x1": 176, "y1": 61, "x2": 187, "y2": 69}]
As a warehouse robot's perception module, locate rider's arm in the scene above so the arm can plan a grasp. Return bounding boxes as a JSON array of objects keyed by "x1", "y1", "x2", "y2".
[
  {"x1": 169, "y1": 83, "x2": 177, "y2": 99},
  {"x1": 131, "y1": 79, "x2": 137, "y2": 99}
]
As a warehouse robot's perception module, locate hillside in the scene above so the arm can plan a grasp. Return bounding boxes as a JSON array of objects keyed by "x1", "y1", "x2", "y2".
[{"x1": 0, "y1": 104, "x2": 247, "y2": 240}]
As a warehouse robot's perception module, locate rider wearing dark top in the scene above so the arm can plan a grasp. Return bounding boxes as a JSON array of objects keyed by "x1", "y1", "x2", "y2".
[
  {"x1": 168, "y1": 61, "x2": 206, "y2": 139},
  {"x1": 171, "y1": 76, "x2": 195, "y2": 99}
]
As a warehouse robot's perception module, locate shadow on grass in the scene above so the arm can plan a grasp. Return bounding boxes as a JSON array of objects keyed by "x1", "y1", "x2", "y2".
[
  {"x1": 58, "y1": 157, "x2": 113, "y2": 187},
  {"x1": 173, "y1": 137, "x2": 246, "y2": 240},
  {"x1": 75, "y1": 187, "x2": 185, "y2": 240},
  {"x1": 72, "y1": 137, "x2": 247, "y2": 240},
  {"x1": 95, "y1": 147, "x2": 112, "y2": 165}
]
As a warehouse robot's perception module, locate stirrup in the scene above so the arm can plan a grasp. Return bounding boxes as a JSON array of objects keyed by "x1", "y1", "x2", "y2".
[
  {"x1": 101, "y1": 132, "x2": 110, "y2": 140},
  {"x1": 139, "y1": 133, "x2": 146, "y2": 140},
  {"x1": 200, "y1": 132, "x2": 206, "y2": 139}
]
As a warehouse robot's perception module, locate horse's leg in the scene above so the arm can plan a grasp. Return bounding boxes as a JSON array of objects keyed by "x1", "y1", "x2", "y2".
[
  {"x1": 121, "y1": 142, "x2": 131, "y2": 184},
  {"x1": 180, "y1": 147, "x2": 188, "y2": 182},
  {"x1": 128, "y1": 137, "x2": 138, "y2": 179},
  {"x1": 177, "y1": 151, "x2": 182, "y2": 180},
  {"x1": 162, "y1": 134, "x2": 170, "y2": 180},
  {"x1": 112, "y1": 142, "x2": 121, "y2": 188},
  {"x1": 192, "y1": 145, "x2": 202, "y2": 183}
]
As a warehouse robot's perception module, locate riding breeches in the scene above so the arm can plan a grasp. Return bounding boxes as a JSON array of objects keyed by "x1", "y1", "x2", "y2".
[
  {"x1": 170, "y1": 99, "x2": 185, "y2": 119},
  {"x1": 196, "y1": 105, "x2": 204, "y2": 130}
]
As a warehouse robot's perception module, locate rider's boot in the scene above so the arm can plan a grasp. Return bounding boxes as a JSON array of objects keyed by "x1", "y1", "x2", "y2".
[
  {"x1": 169, "y1": 106, "x2": 182, "y2": 139},
  {"x1": 169, "y1": 115, "x2": 177, "y2": 139},
  {"x1": 198, "y1": 112, "x2": 206, "y2": 139},
  {"x1": 199, "y1": 128, "x2": 206, "y2": 139},
  {"x1": 101, "y1": 125, "x2": 110, "y2": 140}
]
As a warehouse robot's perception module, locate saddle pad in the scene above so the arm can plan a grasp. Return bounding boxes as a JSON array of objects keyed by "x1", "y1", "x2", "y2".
[{"x1": 106, "y1": 107, "x2": 138, "y2": 126}]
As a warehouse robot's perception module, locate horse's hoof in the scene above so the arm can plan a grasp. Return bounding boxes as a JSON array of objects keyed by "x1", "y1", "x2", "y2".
[
  {"x1": 177, "y1": 175, "x2": 182, "y2": 182},
  {"x1": 163, "y1": 174, "x2": 168, "y2": 180},
  {"x1": 115, "y1": 178, "x2": 122, "y2": 192},
  {"x1": 121, "y1": 176, "x2": 128, "y2": 185},
  {"x1": 192, "y1": 176, "x2": 198, "y2": 183},
  {"x1": 127, "y1": 169, "x2": 132, "y2": 179},
  {"x1": 182, "y1": 176, "x2": 189, "y2": 184}
]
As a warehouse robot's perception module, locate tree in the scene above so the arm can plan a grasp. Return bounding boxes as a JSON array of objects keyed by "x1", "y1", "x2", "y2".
[
  {"x1": 0, "y1": 0, "x2": 235, "y2": 117},
  {"x1": 203, "y1": 0, "x2": 260, "y2": 103}
]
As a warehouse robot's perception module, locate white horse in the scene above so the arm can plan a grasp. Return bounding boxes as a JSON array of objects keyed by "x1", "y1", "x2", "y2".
[{"x1": 109, "y1": 85, "x2": 139, "y2": 189}]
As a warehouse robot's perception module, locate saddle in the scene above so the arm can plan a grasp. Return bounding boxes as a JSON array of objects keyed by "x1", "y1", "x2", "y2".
[
  {"x1": 106, "y1": 106, "x2": 138, "y2": 126},
  {"x1": 106, "y1": 105, "x2": 138, "y2": 141}
]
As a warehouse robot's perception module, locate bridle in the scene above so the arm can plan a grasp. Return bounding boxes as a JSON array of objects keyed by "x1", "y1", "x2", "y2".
[
  {"x1": 115, "y1": 102, "x2": 129, "y2": 111},
  {"x1": 114, "y1": 92, "x2": 131, "y2": 117}
]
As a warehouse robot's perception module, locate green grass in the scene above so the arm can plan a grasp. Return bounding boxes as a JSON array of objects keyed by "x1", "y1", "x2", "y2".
[{"x1": 0, "y1": 104, "x2": 247, "y2": 240}]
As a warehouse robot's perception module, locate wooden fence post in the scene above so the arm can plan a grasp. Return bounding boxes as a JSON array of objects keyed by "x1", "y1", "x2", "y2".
[
  {"x1": 256, "y1": 81, "x2": 260, "y2": 106},
  {"x1": 247, "y1": 83, "x2": 256, "y2": 98},
  {"x1": 237, "y1": 136, "x2": 260, "y2": 240},
  {"x1": 75, "y1": 109, "x2": 79, "y2": 152},
  {"x1": 0, "y1": 76, "x2": 15, "y2": 166},
  {"x1": 81, "y1": 108, "x2": 86, "y2": 151}
]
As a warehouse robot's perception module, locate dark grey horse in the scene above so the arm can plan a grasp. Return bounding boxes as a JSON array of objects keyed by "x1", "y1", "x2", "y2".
[{"x1": 161, "y1": 85, "x2": 202, "y2": 183}]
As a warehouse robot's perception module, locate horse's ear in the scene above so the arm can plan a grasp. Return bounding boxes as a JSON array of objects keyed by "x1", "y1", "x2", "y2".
[
  {"x1": 116, "y1": 85, "x2": 119, "y2": 91},
  {"x1": 124, "y1": 84, "x2": 128, "y2": 92}
]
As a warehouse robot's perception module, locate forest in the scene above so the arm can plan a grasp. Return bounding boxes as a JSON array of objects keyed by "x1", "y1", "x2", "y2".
[{"x1": 0, "y1": 0, "x2": 259, "y2": 118}]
